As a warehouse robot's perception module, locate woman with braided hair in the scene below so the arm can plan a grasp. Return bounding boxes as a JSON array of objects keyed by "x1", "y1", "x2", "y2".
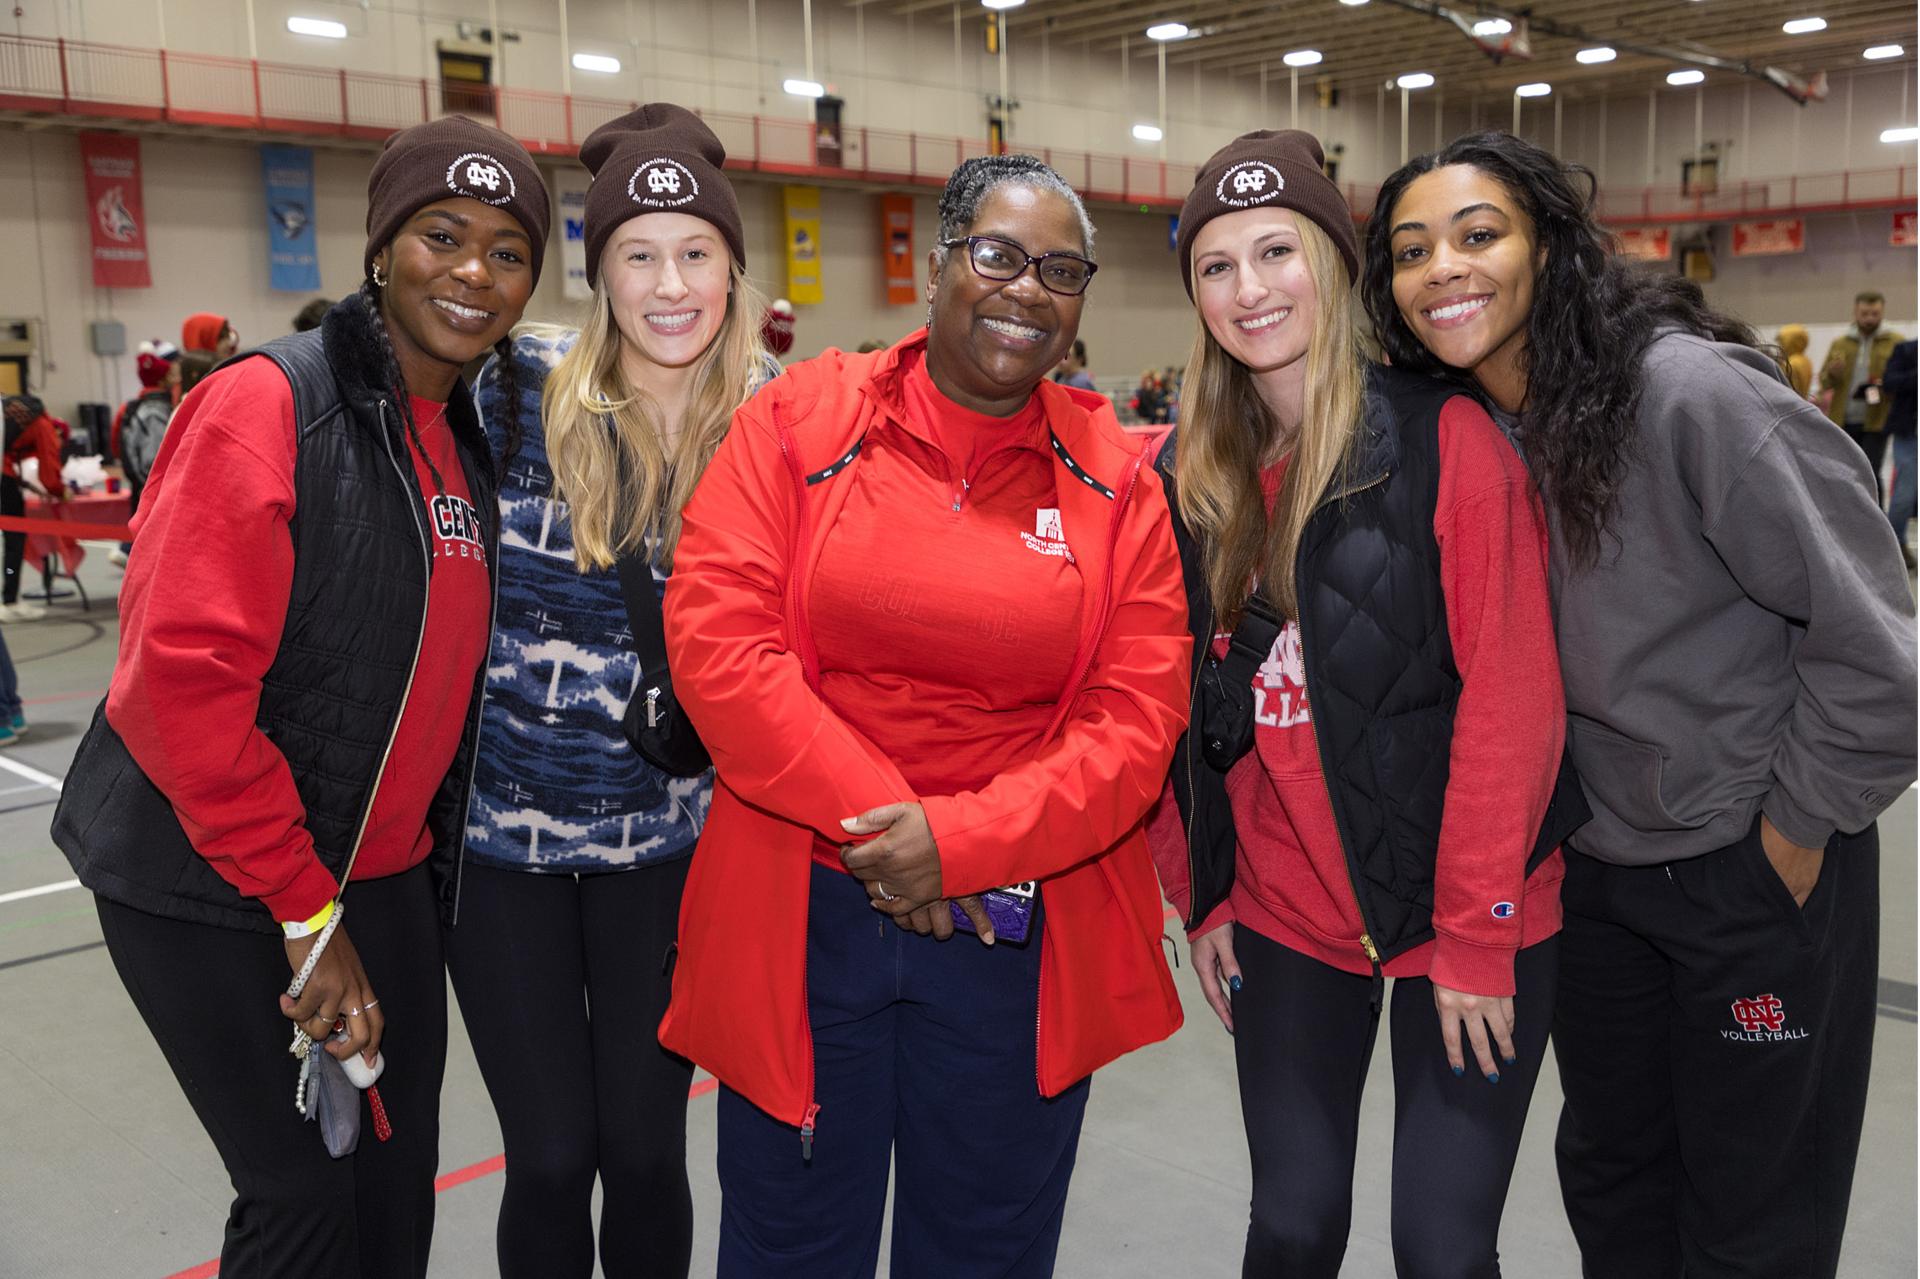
[{"x1": 51, "y1": 116, "x2": 546, "y2": 1278}]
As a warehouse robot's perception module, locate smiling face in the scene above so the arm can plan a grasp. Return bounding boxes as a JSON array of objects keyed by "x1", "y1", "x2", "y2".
[
  {"x1": 924, "y1": 183, "x2": 1088, "y2": 417},
  {"x1": 372, "y1": 197, "x2": 535, "y2": 397},
  {"x1": 600, "y1": 212, "x2": 733, "y2": 388},
  {"x1": 1386, "y1": 164, "x2": 1541, "y2": 411},
  {"x1": 1192, "y1": 208, "x2": 1319, "y2": 407}
]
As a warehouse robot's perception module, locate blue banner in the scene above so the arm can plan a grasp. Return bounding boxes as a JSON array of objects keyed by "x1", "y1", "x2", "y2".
[{"x1": 262, "y1": 144, "x2": 321, "y2": 292}]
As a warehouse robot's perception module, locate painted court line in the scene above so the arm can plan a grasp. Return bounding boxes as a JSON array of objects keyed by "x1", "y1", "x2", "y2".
[
  {"x1": 161, "y1": 1075, "x2": 723, "y2": 1279},
  {"x1": 0, "y1": 753, "x2": 63, "y2": 793},
  {"x1": 0, "y1": 879, "x2": 81, "y2": 906}
]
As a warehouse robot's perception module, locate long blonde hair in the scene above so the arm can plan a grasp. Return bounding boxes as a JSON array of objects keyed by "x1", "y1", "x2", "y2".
[
  {"x1": 1175, "y1": 218, "x2": 1366, "y2": 625},
  {"x1": 542, "y1": 261, "x2": 769, "y2": 571}
]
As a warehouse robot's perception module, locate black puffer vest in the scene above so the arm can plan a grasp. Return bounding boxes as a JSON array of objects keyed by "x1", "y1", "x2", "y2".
[
  {"x1": 1159, "y1": 363, "x2": 1589, "y2": 963},
  {"x1": 52, "y1": 295, "x2": 498, "y2": 934}
]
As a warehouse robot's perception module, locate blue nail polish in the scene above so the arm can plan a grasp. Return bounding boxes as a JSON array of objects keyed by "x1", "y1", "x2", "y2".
[
  {"x1": 1227, "y1": 974, "x2": 1243, "y2": 994},
  {"x1": 1486, "y1": 1071, "x2": 1501, "y2": 1084},
  {"x1": 1504, "y1": 1055, "x2": 1517, "y2": 1066},
  {"x1": 1451, "y1": 1065, "x2": 1464, "y2": 1077}
]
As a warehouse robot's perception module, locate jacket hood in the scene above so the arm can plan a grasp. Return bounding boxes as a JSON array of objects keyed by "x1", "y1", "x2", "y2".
[
  {"x1": 1777, "y1": 324, "x2": 1809, "y2": 356},
  {"x1": 181, "y1": 312, "x2": 229, "y2": 352}
]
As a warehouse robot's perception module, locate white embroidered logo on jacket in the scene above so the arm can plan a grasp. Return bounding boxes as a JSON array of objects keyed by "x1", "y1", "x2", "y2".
[{"x1": 1021, "y1": 508, "x2": 1072, "y2": 559}]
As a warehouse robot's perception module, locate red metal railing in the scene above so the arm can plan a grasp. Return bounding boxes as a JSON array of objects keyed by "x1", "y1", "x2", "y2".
[{"x1": 0, "y1": 33, "x2": 1912, "y2": 223}]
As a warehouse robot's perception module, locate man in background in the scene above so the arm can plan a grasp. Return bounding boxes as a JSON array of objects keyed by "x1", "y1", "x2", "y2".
[
  {"x1": 1054, "y1": 340, "x2": 1097, "y2": 391},
  {"x1": 1821, "y1": 291, "x2": 1903, "y2": 502}
]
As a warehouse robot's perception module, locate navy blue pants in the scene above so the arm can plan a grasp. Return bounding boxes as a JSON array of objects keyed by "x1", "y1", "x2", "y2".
[{"x1": 715, "y1": 863, "x2": 1090, "y2": 1279}]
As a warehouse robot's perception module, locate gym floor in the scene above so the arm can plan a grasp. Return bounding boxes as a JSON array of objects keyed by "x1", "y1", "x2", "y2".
[{"x1": 2, "y1": 549, "x2": 1913, "y2": 1278}]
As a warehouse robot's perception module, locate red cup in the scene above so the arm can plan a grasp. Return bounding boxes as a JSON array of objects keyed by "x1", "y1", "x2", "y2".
[{"x1": 106, "y1": 476, "x2": 121, "y2": 493}]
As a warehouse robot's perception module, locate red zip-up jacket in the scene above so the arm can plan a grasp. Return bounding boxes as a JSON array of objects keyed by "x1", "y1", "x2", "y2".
[
  {"x1": 660, "y1": 331, "x2": 1192, "y2": 1138},
  {"x1": 4, "y1": 412, "x2": 66, "y2": 498}
]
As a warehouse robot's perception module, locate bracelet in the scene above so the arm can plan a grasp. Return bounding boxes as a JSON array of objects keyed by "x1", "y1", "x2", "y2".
[{"x1": 280, "y1": 897, "x2": 336, "y2": 940}]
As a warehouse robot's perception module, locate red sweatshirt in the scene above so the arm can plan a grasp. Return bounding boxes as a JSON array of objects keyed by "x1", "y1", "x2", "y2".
[
  {"x1": 807, "y1": 350, "x2": 1084, "y2": 868},
  {"x1": 106, "y1": 358, "x2": 492, "y2": 925},
  {"x1": 4, "y1": 413, "x2": 67, "y2": 498},
  {"x1": 1149, "y1": 397, "x2": 1565, "y2": 997}
]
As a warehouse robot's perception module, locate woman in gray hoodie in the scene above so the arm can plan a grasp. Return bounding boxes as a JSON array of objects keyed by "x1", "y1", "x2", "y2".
[{"x1": 1360, "y1": 131, "x2": 1915, "y2": 1279}]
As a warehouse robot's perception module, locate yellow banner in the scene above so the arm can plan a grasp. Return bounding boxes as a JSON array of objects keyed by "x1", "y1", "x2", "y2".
[{"x1": 783, "y1": 185, "x2": 823, "y2": 305}]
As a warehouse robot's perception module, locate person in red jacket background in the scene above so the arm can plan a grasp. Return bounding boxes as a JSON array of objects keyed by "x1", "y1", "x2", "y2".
[
  {"x1": 1148, "y1": 130, "x2": 1579, "y2": 1277},
  {"x1": 661, "y1": 154, "x2": 1191, "y2": 1277},
  {"x1": 181, "y1": 310, "x2": 239, "y2": 360},
  {"x1": 2, "y1": 394, "x2": 67, "y2": 621}
]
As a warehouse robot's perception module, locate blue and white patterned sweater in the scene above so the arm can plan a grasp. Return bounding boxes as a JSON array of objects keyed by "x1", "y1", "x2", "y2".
[{"x1": 464, "y1": 331, "x2": 772, "y2": 872}]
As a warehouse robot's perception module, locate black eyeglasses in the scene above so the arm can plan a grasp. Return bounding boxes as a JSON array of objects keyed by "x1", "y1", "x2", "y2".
[{"x1": 940, "y1": 236, "x2": 1099, "y2": 297}]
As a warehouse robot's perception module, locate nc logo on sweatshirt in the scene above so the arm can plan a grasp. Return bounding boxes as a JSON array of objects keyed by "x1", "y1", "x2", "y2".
[
  {"x1": 431, "y1": 494, "x2": 488, "y2": 565},
  {"x1": 1216, "y1": 161, "x2": 1285, "y2": 209},
  {"x1": 1723, "y1": 993, "x2": 1808, "y2": 1044},
  {"x1": 446, "y1": 153, "x2": 517, "y2": 206},
  {"x1": 629, "y1": 158, "x2": 700, "y2": 209}
]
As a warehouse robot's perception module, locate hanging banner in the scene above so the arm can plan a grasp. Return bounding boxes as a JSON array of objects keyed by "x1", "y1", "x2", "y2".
[
  {"x1": 80, "y1": 132, "x2": 151, "y2": 289},
  {"x1": 556, "y1": 166, "x2": 592, "y2": 301},
  {"x1": 1614, "y1": 227, "x2": 1670, "y2": 261},
  {"x1": 1892, "y1": 210, "x2": 1917, "y2": 248},
  {"x1": 261, "y1": 144, "x2": 322, "y2": 293},
  {"x1": 784, "y1": 185, "x2": 823, "y2": 305},
  {"x1": 881, "y1": 194, "x2": 915, "y2": 305},
  {"x1": 1731, "y1": 219, "x2": 1805, "y2": 257}
]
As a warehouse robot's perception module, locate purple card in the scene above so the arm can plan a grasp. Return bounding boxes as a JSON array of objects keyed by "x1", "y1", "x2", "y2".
[{"x1": 950, "y1": 881, "x2": 1037, "y2": 944}]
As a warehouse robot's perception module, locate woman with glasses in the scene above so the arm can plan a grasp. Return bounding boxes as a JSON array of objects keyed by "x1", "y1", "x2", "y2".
[{"x1": 656, "y1": 154, "x2": 1191, "y2": 1277}]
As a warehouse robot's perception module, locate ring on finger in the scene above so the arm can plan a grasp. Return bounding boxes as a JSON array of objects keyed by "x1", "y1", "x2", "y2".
[
  {"x1": 876, "y1": 882, "x2": 898, "y2": 902},
  {"x1": 363, "y1": 999, "x2": 380, "y2": 1010},
  {"x1": 346, "y1": 1006, "x2": 362, "y2": 1017}
]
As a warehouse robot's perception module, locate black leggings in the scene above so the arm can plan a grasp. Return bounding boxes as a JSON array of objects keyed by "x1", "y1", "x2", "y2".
[
  {"x1": 95, "y1": 862, "x2": 448, "y2": 1279},
  {"x1": 3, "y1": 474, "x2": 24, "y2": 604},
  {"x1": 1230, "y1": 926, "x2": 1559, "y2": 1279},
  {"x1": 444, "y1": 857, "x2": 694, "y2": 1279}
]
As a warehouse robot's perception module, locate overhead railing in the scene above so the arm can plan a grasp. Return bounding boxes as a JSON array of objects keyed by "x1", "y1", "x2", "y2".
[{"x1": 0, "y1": 33, "x2": 1911, "y2": 224}]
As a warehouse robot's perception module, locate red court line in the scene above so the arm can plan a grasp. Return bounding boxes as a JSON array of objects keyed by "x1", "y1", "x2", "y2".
[
  {"x1": 22, "y1": 688, "x2": 107, "y2": 706},
  {"x1": 162, "y1": 1074, "x2": 722, "y2": 1279},
  {"x1": 0, "y1": 516, "x2": 135, "y2": 541}
]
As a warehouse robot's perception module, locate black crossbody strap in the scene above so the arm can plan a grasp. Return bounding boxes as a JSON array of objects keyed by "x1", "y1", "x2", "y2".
[
  {"x1": 615, "y1": 551, "x2": 669, "y2": 671},
  {"x1": 1215, "y1": 595, "x2": 1285, "y2": 684}
]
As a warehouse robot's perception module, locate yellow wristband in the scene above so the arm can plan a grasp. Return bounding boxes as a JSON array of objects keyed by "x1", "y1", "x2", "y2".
[{"x1": 281, "y1": 898, "x2": 336, "y2": 940}]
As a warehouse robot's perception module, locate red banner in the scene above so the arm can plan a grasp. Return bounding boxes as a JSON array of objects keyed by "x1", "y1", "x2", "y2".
[
  {"x1": 1615, "y1": 227, "x2": 1670, "y2": 261},
  {"x1": 1730, "y1": 219, "x2": 1805, "y2": 257},
  {"x1": 1893, "y1": 210, "x2": 1917, "y2": 248},
  {"x1": 881, "y1": 194, "x2": 916, "y2": 306},
  {"x1": 80, "y1": 131, "x2": 151, "y2": 288}
]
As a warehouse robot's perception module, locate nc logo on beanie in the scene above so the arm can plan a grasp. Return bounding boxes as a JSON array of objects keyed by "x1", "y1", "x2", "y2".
[
  {"x1": 1216, "y1": 161, "x2": 1285, "y2": 209},
  {"x1": 629, "y1": 158, "x2": 700, "y2": 209},
  {"x1": 446, "y1": 152, "x2": 517, "y2": 206}
]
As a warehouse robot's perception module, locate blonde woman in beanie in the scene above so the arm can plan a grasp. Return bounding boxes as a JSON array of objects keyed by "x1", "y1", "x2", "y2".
[
  {"x1": 444, "y1": 103, "x2": 773, "y2": 1279},
  {"x1": 1143, "y1": 129, "x2": 1586, "y2": 1276},
  {"x1": 50, "y1": 115, "x2": 546, "y2": 1278}
]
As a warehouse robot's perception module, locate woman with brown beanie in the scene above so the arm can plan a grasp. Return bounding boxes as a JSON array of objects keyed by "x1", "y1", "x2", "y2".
[
  {"x1": 51, "y1": 115, "x2": 547, "y2": 1278},
  {"x1": 1145, "y1": 129, "x2": 1587, "y2": 1276},
  {"x1": 445, "y1": 103, "x2": 773, "y2": 1279}
]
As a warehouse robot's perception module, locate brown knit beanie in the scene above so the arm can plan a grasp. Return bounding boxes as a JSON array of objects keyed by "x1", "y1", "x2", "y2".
[
  {"x1": 1175, "y1": 130, "x2": 1358, "y2": 299},
  {"x1": 579, "y1": 104, "x2": 744, "y2": 287},
  {"x1": 364, "y1": 116, "x2": 551, "y2": 285}
]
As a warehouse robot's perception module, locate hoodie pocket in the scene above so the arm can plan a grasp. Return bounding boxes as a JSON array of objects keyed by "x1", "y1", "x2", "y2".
[{"x1": 1566, "y1": 714, "x2": 1687, "y2": 833}]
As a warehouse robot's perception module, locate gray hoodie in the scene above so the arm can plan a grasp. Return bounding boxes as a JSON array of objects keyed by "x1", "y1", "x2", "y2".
[{"x1": 1544, "y1": 331, "x2": 1916, "y2": 866}]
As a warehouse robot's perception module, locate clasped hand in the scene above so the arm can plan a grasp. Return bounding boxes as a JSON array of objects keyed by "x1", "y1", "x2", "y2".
[{"x1": 840, "y1": 802, "x2": 995, "y2": 944}]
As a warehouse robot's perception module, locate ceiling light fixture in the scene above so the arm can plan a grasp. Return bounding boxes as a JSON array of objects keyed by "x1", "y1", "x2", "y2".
[
  {"x1": 1881, "y1": 125, "x2": 1919, "y2": 142},
  {"x1": 1863, "y1": 44, "x2": 1904, "y2": 59},
  {"x1": 571, "y1": 52, "x2": 621, "y2": 73},
  {"x1": 1667, "y1": 68, "x2": 1705, "y2": 85},
  {"x1": 1575, "y1": 47, "x2": 1617, "y2": 63},
  {"x1": 1338, "y1": 0, "x2": 1371, "y2": 7},
  {"x1": 1132, "y1": 122, "x2": 1165, "y2": 141},
  {"x1": 287, "y1": 16, "x2": 347, "y2": 38},
  {"x1": 783, "y1": 78, "x2": 825, "y2": 98},
  {"x1": 1472, "y1": 18, "x2": 1512, "y2": 36},
  {"x1": 1781, "y1": 17, "x2": 1827, "y2": 34},
  {"x1": 1146, "y1": 22, "x2": 1190, "y2": 40},
  {"x1": 1515, "y1": 81, "x2": 1552, "y2": 96},
  {"x1": 981, "y1": 0, "x2": 1025, "y2": 10},
  {"x1": 1283, "y1": 49, "x2": 1324, "y2": 67},
  {"x1": 1397, "y1": 71, "x2": 1435, "y2": 89}
]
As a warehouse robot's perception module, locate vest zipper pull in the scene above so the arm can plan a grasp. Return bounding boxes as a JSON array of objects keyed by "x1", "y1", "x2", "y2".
[{"x1": 800, "y1": 1103, "x2": 821, "y2": 1161}]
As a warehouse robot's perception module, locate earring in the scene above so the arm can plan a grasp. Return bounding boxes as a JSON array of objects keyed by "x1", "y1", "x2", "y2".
[{"x1": 371, "y1": 263, "x2": 387, "y2": 288}]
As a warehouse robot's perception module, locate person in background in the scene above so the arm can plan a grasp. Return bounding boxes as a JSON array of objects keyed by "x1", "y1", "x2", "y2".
[
  {"x1": 450, "y1": 103, "x2": 772, "y2": 1279},
  {"x1": 177, "y1": 351, "x2": 216, "y2": 400},
  {"x1": 1820, "y1": 290, "x2": 1903, "y2": 502},
  {"x1": 1366, "y1": 130, "x2": 1916, "y2": 1279},
  {"x1": 50, "y1": 115, "x2": 547, "y2": 1279},
  {"x1": 0, "y1": 623, "x2": 20, "y2": 745},
  {"x1": 1884, "y1": 338, "x2": 1917, "y2": 568},
  {"x1": 1131, "y1": 368, "x2": 1166, "y2": 425},
  {"x1": 2, "y1": 394, "x2": 66, "y2": 622},
  {"x1": 181, "y1": 311, "x2": 240, "y2": 360},
  {"x1": 1054, "y1": 338, "x2": 1097, "y2": 390},
  {"x1": 661, "y1": 153, "x2": 1189, "y2": 1277},
  {"x1": 109, "y1": 340, "x2": 182, "y2": 568},
  {"x1": 1150, "y1": 128, "x2": 1582, "y2": 1277},
  {"x1": 762, "y1": 297, "x2": 796, "y2": 360},
  {"x1": 1776, "y1": 324, "x2": 1814, "y2": 399},
  {"x1": 293, "y1": 298, "x2": 332, "y2": 333}
]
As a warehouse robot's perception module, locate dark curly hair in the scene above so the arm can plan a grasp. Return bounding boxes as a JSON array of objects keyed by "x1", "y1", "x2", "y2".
[
  {"x1": 1359, "y1": 130, "x2": 1757, "y2": 568},
  {"x1": 934, "y1": 153, "x2": 1096, "y2": 268}
]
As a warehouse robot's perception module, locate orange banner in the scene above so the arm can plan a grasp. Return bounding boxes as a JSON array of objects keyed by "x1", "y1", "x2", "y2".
[
  {"x1": 1893, "y1": 211, "x2": 1917, "y2": 248},
  {"x1": 881, "y1": 194, "x2": 916, "y2": 306},
  {"x1": 1615, "y1": 227, "x2": 1671, "y2": 261},
  {"x1": 1731, "y1": 219, "x2": 1805, "y2": 257}
]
